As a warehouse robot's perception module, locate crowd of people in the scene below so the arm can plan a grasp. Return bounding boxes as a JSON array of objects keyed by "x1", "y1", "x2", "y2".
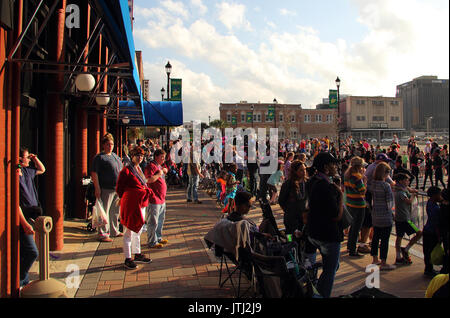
[{"x1": 17, "y1": 131, "x2": 449, "y2": 298}]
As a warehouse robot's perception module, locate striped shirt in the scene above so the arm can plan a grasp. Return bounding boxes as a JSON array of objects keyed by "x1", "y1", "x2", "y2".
[
  {"x1": 371, "y1": 180, "x2": 394, "y2": 227},
  {"x1": 344, "y1": 173, "x2": 367, "y2": 208}
]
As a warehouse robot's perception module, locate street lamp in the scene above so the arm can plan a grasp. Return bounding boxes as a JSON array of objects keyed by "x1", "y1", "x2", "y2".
[
  {"x1": 427, "y1": 116, "x2": 433, "y2": 136},
  {"x1": 335, "y1": 76, "x2": 341, "y2": 159},
  {"x1": 273, "y1": 98, "x2": 277, "y2": 129},
  {"x1": 160, "y1": 87, "x2": 165, "y2": 101},
  {"x1": 251, "y1": 105, "x2": 254, "y2": 128},
  {"x1": 165, "y1": 61, "x2": 172, "y2": 149}
]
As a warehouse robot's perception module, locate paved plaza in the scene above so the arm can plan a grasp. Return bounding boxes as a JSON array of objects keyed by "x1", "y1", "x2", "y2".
[{"x1": 27, "y1": 184, "x2": 445, "y2": 299}]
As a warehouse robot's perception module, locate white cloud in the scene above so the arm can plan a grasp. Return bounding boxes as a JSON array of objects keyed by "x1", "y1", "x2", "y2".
[
  {"x1": 216, "y1": 2, "x2": 252, "y2": 31},
  {"x1": 279, "y1": 8, "x2": 297, "y2": 16},
  {"x1": 190, "y1": 0, "x2": 208, "y2": 15},
  {"x1": 160, "y1": 0, "x2": 189, "y2": 19}
]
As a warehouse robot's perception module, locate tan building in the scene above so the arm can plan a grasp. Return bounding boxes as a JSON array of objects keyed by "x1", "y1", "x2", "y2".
[
  {"x1": 340, "y1": 96, "x2": 405, "y2": 141},
  {"x1": 219, "y1": 101, "x2": 337, "y2": 141}
]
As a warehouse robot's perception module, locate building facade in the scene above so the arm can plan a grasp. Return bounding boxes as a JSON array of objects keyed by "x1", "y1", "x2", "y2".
[
  {"x1": 339, "y1": 96, "x2": 405, "y2": 141},
  {"x1": 219, "y1": 101, "x2": 337, "y2": 141},
  {"x1": 396, "y1": 76, "x2": 449, "y2": 132}
]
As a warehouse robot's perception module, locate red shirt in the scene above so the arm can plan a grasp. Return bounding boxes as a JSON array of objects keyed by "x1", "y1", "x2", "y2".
[{"x1": 144, "y1": 161, "x2": 167, "y2": 204}]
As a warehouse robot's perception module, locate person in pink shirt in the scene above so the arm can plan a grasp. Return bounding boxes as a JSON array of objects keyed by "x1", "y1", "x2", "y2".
[{"x1": 144, "y1": 149, "x2": 168, "y2": 248}]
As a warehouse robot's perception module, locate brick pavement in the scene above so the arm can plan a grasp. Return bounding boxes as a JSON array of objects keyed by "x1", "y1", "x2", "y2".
[{"x1": 28, "y1": 186, "x2": 442, "y2": 298}]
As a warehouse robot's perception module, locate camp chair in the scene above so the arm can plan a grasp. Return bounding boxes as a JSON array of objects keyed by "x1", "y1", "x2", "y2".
[
  {"x1": 204, "y1": 219, "x2": 255, "y2": 298},
  {"x1": 215, "y1": 245, "x2": 254, "y2": 298}
]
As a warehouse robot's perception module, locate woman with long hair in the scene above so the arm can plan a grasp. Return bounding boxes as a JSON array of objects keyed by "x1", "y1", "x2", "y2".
[
  {"x1": 344, "y1": 156, "x2": 367, "y2": 257},
  {"x1": 116, "y1": 146, "x2": 153, "y2": 269},
  {"x1": 278, "y1": 160, "x2": 309, "y2": 235}
]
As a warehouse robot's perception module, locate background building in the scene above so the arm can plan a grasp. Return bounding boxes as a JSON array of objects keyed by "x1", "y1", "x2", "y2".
[
  {"x1": 219, "y1": 101, "x2": 337, "y2": 141},
  {"x1": 339, "y1": 96, "x2": 404, "y2": 141},
  {"x1": 396, "y1": 75, "x2": 449, "y2": 133}
]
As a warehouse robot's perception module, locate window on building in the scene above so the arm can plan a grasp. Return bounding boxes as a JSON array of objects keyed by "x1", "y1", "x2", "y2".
[
  {"x1": 326, "y1": 114, "x2": 333, "y2": 122},
  {"x1": 257, "y1": 114, "x2": 262, "y2": 122},
  {"x1": 357, "y1": 116, "x2": 366, "y2": 121},
  {"x1": 279, "y1": 114, "x2": 283, "y2": 122},
  {"x1": 291, "y1": 131, "x2": 297, "y2": 139},
  {"x1": 304, "y1": 114, "x2": 311, "y2": 122},
  {"x1": 241, "y1": 114, "x2": 245, "y2": 122},
  {"x1": 290, "y1": 115, "x2": 295, "y2": 122},
  {"x1": 390, "y1": 101, "x2": 399, "y2": 106},
  {"x1": 372, "y1": 100, "x2": 384, "y2": 106},
  {"x1": 227, "y1": 114, "x2": 231, "y2": 122},
  {"x1": 390, "y1": 116, "x2": 400, "y2": 121},
  {"x1": 315, "y1": 114, "x2": 322, "y2": 122},
  {"x1": 372, "y1": 116, "x2": 384, "y2": 121},
  {"x1": 265, "y1": 113, "x2": 273, "y2": 122}
]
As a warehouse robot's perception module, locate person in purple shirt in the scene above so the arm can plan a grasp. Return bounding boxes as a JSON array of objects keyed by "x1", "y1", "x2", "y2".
[
  {"x1": 18, "y1": 147, "x2": 46, "y2": 287},
  {"x1": 423, "y1": 186, "x2": 443, "y2": 278}
]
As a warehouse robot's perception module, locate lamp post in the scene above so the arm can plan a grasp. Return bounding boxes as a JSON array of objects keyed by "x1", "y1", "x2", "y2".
[
  {"x1": 427, "y1": 116, "x2": 433, "y2": 136},
  {"x1": 165, "y1": 61, "x2": 172, "y2": 149},
  {"x1": 335, "y1": 76, "x2": 341, "y2": 159},
  {"x1": 160, "y1": 87, "x2": 165, "y2": 101},
  {"x1": 273, "y1": 98, "x2": 277, "y2": 129},
  {"x1": 251, "y1": 105, "x2": 254, "y2": 128}
]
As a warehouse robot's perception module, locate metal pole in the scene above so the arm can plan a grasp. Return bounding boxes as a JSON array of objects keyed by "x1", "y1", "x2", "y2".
[{"x1": 337, "y1": 86, "x2": 340, "y2": 159}]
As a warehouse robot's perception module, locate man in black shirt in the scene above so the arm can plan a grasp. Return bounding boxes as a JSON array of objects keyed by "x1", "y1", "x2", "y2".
[{"x1": 306, "y1": 152, "x2": 343, "y2": 298}]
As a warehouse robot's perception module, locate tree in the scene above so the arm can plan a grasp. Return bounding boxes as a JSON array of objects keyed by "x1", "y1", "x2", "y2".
[{"x1": 127, "y1": 127, "x2": 143, "y2": 144}]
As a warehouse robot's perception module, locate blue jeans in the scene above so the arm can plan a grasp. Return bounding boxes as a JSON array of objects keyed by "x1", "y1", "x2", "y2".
[
  {"x1": 146, "y1": 203, "x2": 166, "y2": 246},
  {"x1": 187, "y1": 175, "x2": 199, "y2": 201},
  {"x1": 308, "y1": 238, "x2": 341, "y2": 298},
  {"x1": 20, "y1": 228, "x2": 39, "y2": 287}
]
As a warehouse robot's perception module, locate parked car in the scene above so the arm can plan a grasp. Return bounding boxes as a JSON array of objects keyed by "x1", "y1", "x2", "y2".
[{"x1": 369, "y1": 138, "x2": 378, "y2": 144}]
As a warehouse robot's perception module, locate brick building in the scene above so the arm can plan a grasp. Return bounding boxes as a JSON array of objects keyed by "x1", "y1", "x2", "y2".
[{"x1": 219, "y1": 101, "x2": 337, "y2": 141}]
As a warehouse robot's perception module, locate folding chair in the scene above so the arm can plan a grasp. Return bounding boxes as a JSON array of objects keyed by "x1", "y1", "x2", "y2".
[
  {"x1": 215, "y1": 245, "x2": 254, "y2": 298},
  {"x1": 258, "y1": 199, "x2": 285, "y2": 238}
]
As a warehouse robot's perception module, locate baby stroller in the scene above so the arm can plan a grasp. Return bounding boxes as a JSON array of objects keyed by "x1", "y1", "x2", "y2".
[
  {"x1": 166, "y1": 164, "x2": 182, "y2": 186},
  {"x1": 83, "y1": 177, "x2": 97, "y2": 233}
]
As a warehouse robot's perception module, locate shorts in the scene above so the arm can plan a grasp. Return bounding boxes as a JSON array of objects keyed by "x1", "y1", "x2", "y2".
[
  {"x1": 362, "y1": 207, "x2": 372, "y2": 228},
  {"x1": 395, "y1": 221, "x2": 420, "y2": 237}
]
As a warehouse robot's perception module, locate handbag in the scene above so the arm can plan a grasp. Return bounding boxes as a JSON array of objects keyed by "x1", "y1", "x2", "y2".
[
  {"x1": 339, "y1": 204, "x2": 353, "y2": 230},
  {"x1": 431, "y1": 243, "x2": 444, "y2": 265},
  {"x1": 92, "y1": 199, "x2": 108, "y2": 229}
]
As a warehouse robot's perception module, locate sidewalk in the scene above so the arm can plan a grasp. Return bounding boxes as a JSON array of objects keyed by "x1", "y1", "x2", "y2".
[{"x1": 28, "y1": 187, "x2": 434, "y2": 298}]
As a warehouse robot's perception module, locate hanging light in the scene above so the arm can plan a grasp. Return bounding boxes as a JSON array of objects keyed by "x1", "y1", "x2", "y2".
[
  {"x1": 75, "y1": 73, "x2": 96, "y2": 92},
  {"x1": 95, "y1": 93, "x2": 110, "y2": 105},
  {"x1": 165, "y1": 61, "x2": 172, "y2": 76},
  {"x1": 122, "y1": 116, "x2": 130, "y2": 124}
]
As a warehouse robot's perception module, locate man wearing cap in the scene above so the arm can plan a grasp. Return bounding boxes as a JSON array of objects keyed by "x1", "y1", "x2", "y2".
[{"x1": 306, "y1": 152, "x2": 343, "y2": 298}]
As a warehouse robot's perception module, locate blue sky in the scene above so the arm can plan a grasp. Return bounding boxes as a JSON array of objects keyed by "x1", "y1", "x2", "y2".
[{"x1": 131, "y1": 0, "x2": 449, "y2": 122}]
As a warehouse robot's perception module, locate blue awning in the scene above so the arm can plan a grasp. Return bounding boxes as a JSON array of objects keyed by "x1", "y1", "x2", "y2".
[
  {"x1": 119, "y1": 101, "x2": 183, "y2": 127},
  {"x1": 91, "y1": 0, "x2": 145, "y2": 123}
]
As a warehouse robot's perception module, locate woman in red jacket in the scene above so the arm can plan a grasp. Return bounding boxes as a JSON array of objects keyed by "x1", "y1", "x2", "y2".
[{"x1": 116, "y1": 146, "x2": 153, "y2": 269}]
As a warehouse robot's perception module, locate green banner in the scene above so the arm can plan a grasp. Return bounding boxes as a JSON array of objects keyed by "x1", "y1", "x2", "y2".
[
  {"x1": 170, "y1": 78, "x2": 182, "y2": 101},
  {"x1": 231, "y1": 116, "x2": 237, "y2": 125},
  {"x1": 246, "y1": 112, "x2": 253, "y2": 123},
  {"x1": 267, "y1": 106, "x2": 275, "y2": 120},
  {"x1": 329, "y1": 89, "x2": 338, "y2": 108}
]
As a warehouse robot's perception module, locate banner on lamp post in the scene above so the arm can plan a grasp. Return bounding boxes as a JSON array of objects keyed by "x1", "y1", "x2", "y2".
[
  {"x1": 246, "y1": 112, "x2": 253, "y2": 123},
  {"x1": 267, "y1": 106, "x2": 275, "y2": 120},
  {"x1": 170, "y1": 78, "x2": 182, "y2": 101},
  {"x1": 329, "y1": 89, "x2": 338, "y2": 108},
  {"x1": 231, "y1": 116, "x2": 237, "y2": 125}
]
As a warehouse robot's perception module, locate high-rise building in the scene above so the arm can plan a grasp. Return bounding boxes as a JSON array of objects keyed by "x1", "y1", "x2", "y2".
[{"x1": 396, "y1": 76, "x2": 449, "y2": 132}]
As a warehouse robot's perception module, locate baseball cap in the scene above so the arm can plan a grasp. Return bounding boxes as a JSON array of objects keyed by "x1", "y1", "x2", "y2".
[
  {"x1": 376, "y1": 153, "x2": 392, "y2": 162},
  {"x1": 313, "y1": 152, "x2": 339, "y2": 170}
]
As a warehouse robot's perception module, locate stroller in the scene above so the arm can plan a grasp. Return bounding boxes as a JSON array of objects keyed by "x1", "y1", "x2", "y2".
[
  {"x1": 254, "y1": 198, "x2": 322, "y2": 298},
  {"x1": 82, "y1": 177, "x2": 97, "y2": 233}
]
